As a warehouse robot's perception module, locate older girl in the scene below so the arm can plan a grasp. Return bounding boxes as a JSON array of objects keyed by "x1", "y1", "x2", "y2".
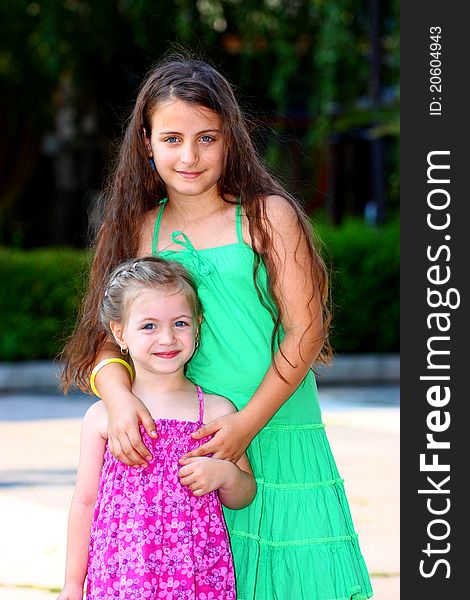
[{"x1": 63, "y1": 55, "x2": 373, "y2": 599}]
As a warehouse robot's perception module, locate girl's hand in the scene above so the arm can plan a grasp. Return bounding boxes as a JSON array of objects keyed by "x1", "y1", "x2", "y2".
[
  {"x1": 56, "y1": 582, "x2": 84, "y2": 600},
  {"x1": 181, "y1": 411, "x2": 257, "y2": 463},
  {"x1": 178, "y1": 456, "x2": 234, "y2": 496},
  {"x1": 107, "y1": 391, "x2": 157, "y2": 468}
]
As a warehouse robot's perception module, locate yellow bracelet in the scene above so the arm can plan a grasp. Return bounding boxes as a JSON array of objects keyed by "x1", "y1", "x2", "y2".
[{"x1": 90, "y1": 358, "x2": 135, "y2": 398}]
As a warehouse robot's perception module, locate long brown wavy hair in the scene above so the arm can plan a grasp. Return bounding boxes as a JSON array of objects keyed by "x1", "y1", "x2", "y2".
[{"x1": 61, "y1": 53, "x2": 332, "y2": 393}]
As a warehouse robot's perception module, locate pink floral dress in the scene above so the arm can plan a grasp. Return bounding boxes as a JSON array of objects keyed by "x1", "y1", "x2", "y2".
[{"x1": 86, "y1": 386, "x2": 236, "y2": 599}]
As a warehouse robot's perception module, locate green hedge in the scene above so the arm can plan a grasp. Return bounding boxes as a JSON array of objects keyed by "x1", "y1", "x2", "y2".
[
  {"x1": 317, "y1": 219, "x2": 399, "y2": 353},
  {"x1": 0, "y1": 220, "x2": 399, "y2": 360},
  {"x1": 0, "y1": 248, "x2": 91, "y2": 360}
]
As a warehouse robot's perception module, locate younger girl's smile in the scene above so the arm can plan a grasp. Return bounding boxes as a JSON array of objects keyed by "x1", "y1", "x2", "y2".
[{"x1": 153, "y1": 350, "x2": 181, "y2": 359}]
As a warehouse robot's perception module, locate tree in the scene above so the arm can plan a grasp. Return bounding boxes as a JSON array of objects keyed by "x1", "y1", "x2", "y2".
[{"x1": 0, "y1": 0, "x2": 399, "y2": 246}]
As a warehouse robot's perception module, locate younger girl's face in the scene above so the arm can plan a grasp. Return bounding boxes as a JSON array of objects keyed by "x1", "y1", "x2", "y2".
[
  {"x1": 146, "y1": 99, "x2": 225, "y2": 200},
  {"x1": 113, "y1": 287, "x2": 197, "y2": 379}
]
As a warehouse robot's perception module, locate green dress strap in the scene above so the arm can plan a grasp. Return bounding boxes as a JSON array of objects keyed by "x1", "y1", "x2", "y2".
[
  {"x1": 152, "y1": 198, "x2": 168, "y2": 256},
  {"x1": 235, "y1": 201, "x2": 243, "y2": 244},
  {"x1": 153, "y1": 197, "x2": 243, "y2": 255}
]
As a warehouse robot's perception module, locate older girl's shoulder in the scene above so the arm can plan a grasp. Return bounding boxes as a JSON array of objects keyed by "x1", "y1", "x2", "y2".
[
  {"x1": 137, "y1": 206, "x2": 160, "y2": 257},
  {"x1": 262, "y1": 194, "x2": 301, "y2": 234}
]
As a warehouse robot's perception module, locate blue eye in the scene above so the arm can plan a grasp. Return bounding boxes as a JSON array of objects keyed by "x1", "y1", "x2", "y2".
[
  {"x1": 164, "y1": 136, "x2": 179, "y2": 143},
  {"x1": 200, "y1": 135, "x2": 215, "y2": 143},
  {"x1": 142, "y1": 323, "x2": 156, "y2": 330},
  {"x1": 174, "y1": 320, "x2": 189, "y2": 328}
]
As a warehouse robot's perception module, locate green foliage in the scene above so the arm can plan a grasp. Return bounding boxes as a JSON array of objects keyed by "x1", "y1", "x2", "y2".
[
  {"x1": 316, "y1": 218, "x2": 399, "y2": 353},
  {"x1": 1, "y1": 1, "x2": 399, "y2": 241},
  {"x1": 0, "y1": 248, "x2": 91, "y2": 360},
  {"x1": 0, "y1": 219, "x2": 399, "y2": 360}
]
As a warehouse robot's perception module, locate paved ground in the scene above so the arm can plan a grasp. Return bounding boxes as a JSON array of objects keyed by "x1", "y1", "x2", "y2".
[{"x1": 0, "y1": 387, "x2": 399, "y2": 599}]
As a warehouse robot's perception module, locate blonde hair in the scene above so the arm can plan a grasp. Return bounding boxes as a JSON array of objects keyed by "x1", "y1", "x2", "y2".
[{"x1": 100, "y1": 256, "x2": 202, "y2": 335}]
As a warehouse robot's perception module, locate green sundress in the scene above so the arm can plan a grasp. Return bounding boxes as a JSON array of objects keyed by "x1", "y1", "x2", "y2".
[{"x1": 152, "y1": 198, "x2": 373, "y2": 600}]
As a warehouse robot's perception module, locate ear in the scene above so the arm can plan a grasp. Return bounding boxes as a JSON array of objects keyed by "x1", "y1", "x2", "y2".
[
  {"x1": 143, "y1": 128, "x2": 152, "y2": 156},
  {"x1": 195, "y1": 315, "x2": 202, "y2": 338},
  {"x1": 109, "y1": 321, "x2": 127, "y2": 351}
]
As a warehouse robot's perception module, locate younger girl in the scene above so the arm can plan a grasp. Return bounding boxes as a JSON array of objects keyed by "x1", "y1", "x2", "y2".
[
  {"x1": 58, "y1": 257, "x2": 256, "y2": 600},
  {"x1": 62, "y1": 55, "x2": 373, "y2": 598}
]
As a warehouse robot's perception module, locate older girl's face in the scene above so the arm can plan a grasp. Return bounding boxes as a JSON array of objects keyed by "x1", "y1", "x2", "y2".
[{"x1": 145, "y1": 99, "x2": 225, "y2": 201}]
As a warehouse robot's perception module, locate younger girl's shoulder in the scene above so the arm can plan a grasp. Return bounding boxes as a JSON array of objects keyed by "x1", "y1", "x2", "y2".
[
  {"x1": 203, "y1": 393, "x2": 237, "y2": 422},
  {"x1": 83, "y1": 400, "x2": 108, "y2": 440}
]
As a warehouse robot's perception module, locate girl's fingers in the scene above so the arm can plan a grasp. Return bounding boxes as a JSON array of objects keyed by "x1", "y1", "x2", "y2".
[
  {"x1": 179, "y1": 473, "x2": 196, "y2": 486},
  {"x1": 181, "y1": 441, "x2": 215, "y2": 459},
  {"x1": 191, "y1": 422, "x2": 218, "y2": 439},
  {"x1": 118, "y1": 434, "x2": 148, "y2": 467},
  {"x1": 178, "y1": 463, "x2": 194, "y2": 477},
  {"x1": 127, "y1": 428, "x2": 153, "y2": 463},
  {"x1": 178, "y1": 458, "x2": 205, "y2": 478},
  {"x1": 108, "y1": 436, "x2": 115, "y2": 460},
  {"x1": 188, "y1": 482, "x2": 205, "y2": 493},
  {"x1": 109, "y1": 436, "x2": 133, "y2": 466},
  {"x1": 178, "y1": 456, "x2": 204, "y2": 465},
  {"x1": 139, "y1": 410, "x2": 158, "y2": 439},
  {"x1": 211, "y1": 449, "x2": 234, "y2": 460}
]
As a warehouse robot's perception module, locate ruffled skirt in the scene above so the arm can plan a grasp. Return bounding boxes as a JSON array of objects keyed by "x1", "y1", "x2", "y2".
[{"x1": 223, "y1": 424, "x2": 373, "y2": 600}]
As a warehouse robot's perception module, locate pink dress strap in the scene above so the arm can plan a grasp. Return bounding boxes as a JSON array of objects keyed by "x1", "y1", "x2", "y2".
[{"x1": 196, "y1": 385, "x2": 204, "y2": 423}]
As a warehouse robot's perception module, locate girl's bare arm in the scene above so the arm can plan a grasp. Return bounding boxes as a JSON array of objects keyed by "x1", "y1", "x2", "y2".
[
  {"x1": 57, "y1": 403, "x2": 107, "y2": 599},
  {"x1": 94, "y1": 339, "x2": 156, "y2": 467},
  {"x1": 184, "y1": 196, "x2": 325, "y2": 461},
  {"x1": 179, "y1": 452, "x2": 256, "y2": 509},
  {"x1": 179, "y1": 394, "x2": 256, "y2": 507}
]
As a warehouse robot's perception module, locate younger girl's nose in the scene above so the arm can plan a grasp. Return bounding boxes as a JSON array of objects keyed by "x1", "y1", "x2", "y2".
[{"x1": 157, "y1": 327, "x2": 176, "y2": 345}]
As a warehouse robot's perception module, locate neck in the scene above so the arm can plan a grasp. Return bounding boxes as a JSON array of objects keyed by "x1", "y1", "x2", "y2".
[
  {"x1": 167, "y1": 189, "x2": 227, "y2": 221},
  {"x1": 131, "y1": 368, "x2": 192, "y2": 398}
]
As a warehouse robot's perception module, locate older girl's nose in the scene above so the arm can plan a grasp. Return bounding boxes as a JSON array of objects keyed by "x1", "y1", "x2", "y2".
[{"x1": 180, "y1": 141, "x2": 198, "y2": 166}]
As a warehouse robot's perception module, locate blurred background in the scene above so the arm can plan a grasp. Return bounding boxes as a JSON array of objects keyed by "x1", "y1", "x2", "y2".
[{"x1": 0, "y1": 0, "x2": 399, "y2": 361}]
